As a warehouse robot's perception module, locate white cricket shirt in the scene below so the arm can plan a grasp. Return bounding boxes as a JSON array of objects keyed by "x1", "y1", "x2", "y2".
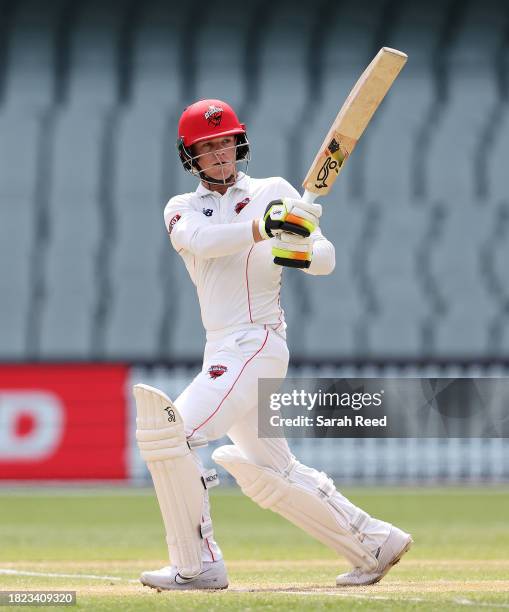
[{"x1": 163, "y1": 173, "x2": 335, "y2": 339}]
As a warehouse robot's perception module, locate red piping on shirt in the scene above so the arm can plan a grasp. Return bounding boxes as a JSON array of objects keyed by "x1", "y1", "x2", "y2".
[
  {"x1": 245, "y1": 245, "x2": 254, "y2": 323},
  {"x1": 275, "y1": 283, "x2": 283, "y2": 330}
]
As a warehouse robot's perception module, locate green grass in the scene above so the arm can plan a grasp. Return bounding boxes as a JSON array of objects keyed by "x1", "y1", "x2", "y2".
[{"x1": 0, "y1": 487, "x2": 508, "y2": 610}]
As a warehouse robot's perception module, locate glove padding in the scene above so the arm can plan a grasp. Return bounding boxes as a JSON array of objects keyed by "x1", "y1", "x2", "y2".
[
  {"x1": 260, "y1": 198, "x2": 322, "y2": 239},
  {"x1": 272, "y1": 232, "x2": 313, "y2": 269}
]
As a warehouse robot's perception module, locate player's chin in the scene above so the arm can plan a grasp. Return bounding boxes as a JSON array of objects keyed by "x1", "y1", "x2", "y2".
[{"x1": 210, "y1": 166, "x2": 236, "y2": 183}]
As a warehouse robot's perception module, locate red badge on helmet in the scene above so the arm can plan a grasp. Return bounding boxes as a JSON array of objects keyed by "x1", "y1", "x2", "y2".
[
  {"x1": 208, "y1": 364, "x2": 228, "y2": 379},
  {"x1": 204, "y1": 105, "x2": 223, "y2": 127},
  {"x1": 234, "y1": 197, "x2": 250, "y2": 215},
  {"x1": 168, "y1": 214, "x2": 181, "y2": 235}
]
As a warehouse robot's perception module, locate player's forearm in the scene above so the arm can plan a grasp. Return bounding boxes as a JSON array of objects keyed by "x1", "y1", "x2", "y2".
[
  {"x1": 303, "y1": 238, "x2": 335, "y2": 275},
  {"x1": 185, "y1": 220, "x2": 256, "y2": 258}
]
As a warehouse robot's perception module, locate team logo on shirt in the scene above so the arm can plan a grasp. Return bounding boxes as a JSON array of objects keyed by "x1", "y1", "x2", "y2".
[
  {"x1": 202, "y1": 208, "x2": 213, "y2": 217},
  {"x1": 204, "y1": 105, "x2": 223, "y2": 127},
  {"x1": 234, "y1": 197, "x2": 250, "y2": 214},
  {"x1": 208, "y1": 364, "x2": 228, "y2": 379},
  {"x1": 168, "y1": 213, "x2": 181, "y2": 234}
]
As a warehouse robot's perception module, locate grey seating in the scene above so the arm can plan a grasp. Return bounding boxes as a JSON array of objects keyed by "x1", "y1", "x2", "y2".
[
  {"x1": 129, "y1": 1, "x2": 186, "y2": 109},
  {"x1": 475, "y1": 203, "x2": 509, "y2": 355},
  {"x1": 164, "y1": 158, "x2": 206, "y2": 359},
  {"x1": 247, "y1": 0, "x2": 316, "y2": 184},
  {"x1": 427, "y1": 1, "x2": 504, "y2": 203},
  {"x1": 193, "y1": 0, "x2": 246, "y2": 109},
  {"x1": 295, "y1": 195, "x2": 366, "y2": 359},
  {"x1": 166, "y1": 239, "x2": 206, "y2": 360},
  {"x1": 0, "y1": 113, "x2": 39, "y2": 358},
  {"x1": 39, "y1": 111, "x2": 105, "y2": 357},
  {"x1": 0, "y1": 0, "x2": 60, "y2": 357},
  {"x1": 2, "y1": 0, "x2": 58, "y2": 111},
  {"x1": 250, "y1": 1, "x2": 382, "y2": 357},
  {"x1": 287, "y1": 0, "x2": 394, "y2": 358},
  {"x1": 1, "y1": 0, "x2": 508, "y2": 363},
  {"x1": 429, "y1": 200, "x2": 494, "y2": 356},
  {"x1": 297, "y1": 0, "x2": 387, "y2": 200},
  {"x1": 39, "y1": 1, "x2": 124, "y2": 357},
  {"x1": 104, "y1": 110, "x2": 170, "y2": 358},
  {"x1": 488, "y1": 41, "x2": 509, "y2": 201},
  {"x1": 493, "y1": 217, "x2": 509, "y2": 353},
  {"x1": 368, "y1": 202, "x2": 429, "y2": 355},
  {"x1": 489, "y1": 112, "x2": 509, "y2": 202},
  {"x1": 288, "y1": 2, "x2": 388, "y2": 357},
  {"x1": 363, "y1": 0, "x2": 446, "y2": 202},
  {"x1": 104, "y1": 2, "x2": 186, "y2": 358}
]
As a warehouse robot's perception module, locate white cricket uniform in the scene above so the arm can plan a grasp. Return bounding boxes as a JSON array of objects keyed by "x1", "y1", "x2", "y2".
[{"x1": 163, "y1": 173, "x2": 390, "y2": 563}]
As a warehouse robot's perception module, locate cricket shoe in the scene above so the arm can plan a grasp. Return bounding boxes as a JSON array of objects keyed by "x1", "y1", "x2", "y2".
[
  {"x1": 140, "y1": 558, "x2": 228, "y2": 590},
  {"x1": 336, "y1": 525, "x2": 413, "y2": 587}
]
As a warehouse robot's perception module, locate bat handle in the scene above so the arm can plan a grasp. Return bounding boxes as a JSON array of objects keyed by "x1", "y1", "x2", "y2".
[{"x1": 301, "y1": 189, "x2": 318, "y2": 204}]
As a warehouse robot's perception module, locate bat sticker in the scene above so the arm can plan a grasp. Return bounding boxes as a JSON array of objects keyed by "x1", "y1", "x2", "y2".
[
  {"x1": 328, "y1": 138, "x2": 340, "y2": 154},
  {"x1": 315, "y1": 156, "x2": 339, "y2": 189},
  {"x1": 164, "y1": 407, "x2": 176, "y2": 422}
]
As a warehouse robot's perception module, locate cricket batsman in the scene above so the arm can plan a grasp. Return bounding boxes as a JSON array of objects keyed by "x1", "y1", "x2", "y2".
[{"x1": 134, "y1": 99, "x2": 412, "y2": 590}]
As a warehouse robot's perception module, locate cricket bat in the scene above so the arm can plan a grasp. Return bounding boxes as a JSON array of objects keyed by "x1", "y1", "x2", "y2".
[{"x1": 301, "y1": 47, "x2": 407, "y2": 203}]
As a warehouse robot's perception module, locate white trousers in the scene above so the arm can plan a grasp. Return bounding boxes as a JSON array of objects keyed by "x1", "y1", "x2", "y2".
[{"x1": 175, "y1": 325, "x2": 390, "y2": 562}]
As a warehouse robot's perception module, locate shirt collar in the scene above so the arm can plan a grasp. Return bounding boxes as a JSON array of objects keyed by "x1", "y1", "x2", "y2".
[{"x1": 195, "y1": 172, "x2": 250, "y2": 198}]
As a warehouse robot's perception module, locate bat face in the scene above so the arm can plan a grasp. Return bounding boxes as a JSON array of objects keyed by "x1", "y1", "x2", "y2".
[{"x1": 302, "y1": 47, "x2": 408, "y2": 199}]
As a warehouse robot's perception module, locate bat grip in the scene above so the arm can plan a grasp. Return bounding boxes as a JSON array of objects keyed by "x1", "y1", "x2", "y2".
[{"x1": 301, "y1": 190, "x2": 318, "y2": 204}]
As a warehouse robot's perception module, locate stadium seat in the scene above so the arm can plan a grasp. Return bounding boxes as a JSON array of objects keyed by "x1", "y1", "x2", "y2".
[
  {"x1": 429, "y1": 200, "x2": 495, "y2": 356},
  {"x1": 368, "y1": 202, "x2": 429, "y2": 356},
  {"x1": 38, "y1": 111, "x2": 104, "y2": 357},
  {"x1": 0, "y1": 1, "x2": 64, "y2": 357},
  {"x1": 193, "y1": 0, "x2": 246, "y2": 110},
  {"x1": 3, "y1": 0, "x2": 60, "y2": 110},
  {"x1": 247, "y1": 0, "x2": 317, "y2": 185},
  {"x1": 0, "y1": 106, "x2": 43, "y2": 356},
  {"x1": 427, "y1": 1, "x2": 503, "y2": 203},
  {"x1": 130, "y1": 0, "x2": 186, "y2": 108},
  {"x1": 297, "y1": 194, "x2": 366, "y2": 359},
  {"x1": 38, "y1": 0, "x2": 128, "y2": 357},
  {"x1": 104, "y1": 109, "x2": 170, "y2": 358},
  {"x1": 0, "y1": 0, "x2": 507, "y2": 363}
]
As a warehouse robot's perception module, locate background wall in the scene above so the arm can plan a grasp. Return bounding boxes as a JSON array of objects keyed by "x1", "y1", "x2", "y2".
[{"x1": 0, "y1": 0, "x2": 508, "y2": 482}]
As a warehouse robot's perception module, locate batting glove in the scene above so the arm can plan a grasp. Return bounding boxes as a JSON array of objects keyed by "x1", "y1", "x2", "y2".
[
  {"x1": 272, "y1": 232, "x2": 313, "y2": 269},
  {"x1": 259, "y1": 198, "x2": 322, "y2": 239}
]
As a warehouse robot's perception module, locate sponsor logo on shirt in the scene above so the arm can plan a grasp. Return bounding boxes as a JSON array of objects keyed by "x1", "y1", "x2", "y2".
[
  {"x1": 204, "y1": 105, "x2": 223, "y2": 127},
  {"x1": 234, "y1": 197, "x2": 250, "y2": 214},
  {"x1": 168, "y1": 214, "x2": 181, "y2": 234},
  {"x1": 208, "y1": 364, "x2": 228, "y2": 379},
  {"x1": 202, "y1": 208, "x2": 213, "y2": 217}
]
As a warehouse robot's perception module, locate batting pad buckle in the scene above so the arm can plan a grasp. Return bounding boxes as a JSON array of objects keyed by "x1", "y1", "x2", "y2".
[
  {"x1": 187, "y1": 435, "x2": 209, "y2": 450},
  {"x1": 317, "y1": 473, "x2": 336, "y2": 500},
  {"x1": 200, "y1": 519, "x2": 214, "y2": 540},
  {"x1": 348, "y1": 510, "x2": 371, "y2": 541},
  {"x1": 201, "y1": 469, "x2": 219, "y2": 490}
]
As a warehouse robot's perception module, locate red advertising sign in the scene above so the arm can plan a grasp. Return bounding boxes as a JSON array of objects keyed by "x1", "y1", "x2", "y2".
[{"x1": 0, "y1": 365, "x2": 128, "y2": 480}]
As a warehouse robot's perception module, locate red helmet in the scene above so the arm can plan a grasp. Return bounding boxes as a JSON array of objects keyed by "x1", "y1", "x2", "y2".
[
  {"x1": 177, "y1": 99, "x2": 250, "y2": 181},
  {"x1": 178, "y1": 99, "x2": 246, "y2": 146}
]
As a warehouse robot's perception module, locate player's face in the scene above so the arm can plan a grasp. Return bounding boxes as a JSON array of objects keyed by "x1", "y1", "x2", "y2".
[{"x1": 193, "y1": 136, "x2": 237, "y2": 182}]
